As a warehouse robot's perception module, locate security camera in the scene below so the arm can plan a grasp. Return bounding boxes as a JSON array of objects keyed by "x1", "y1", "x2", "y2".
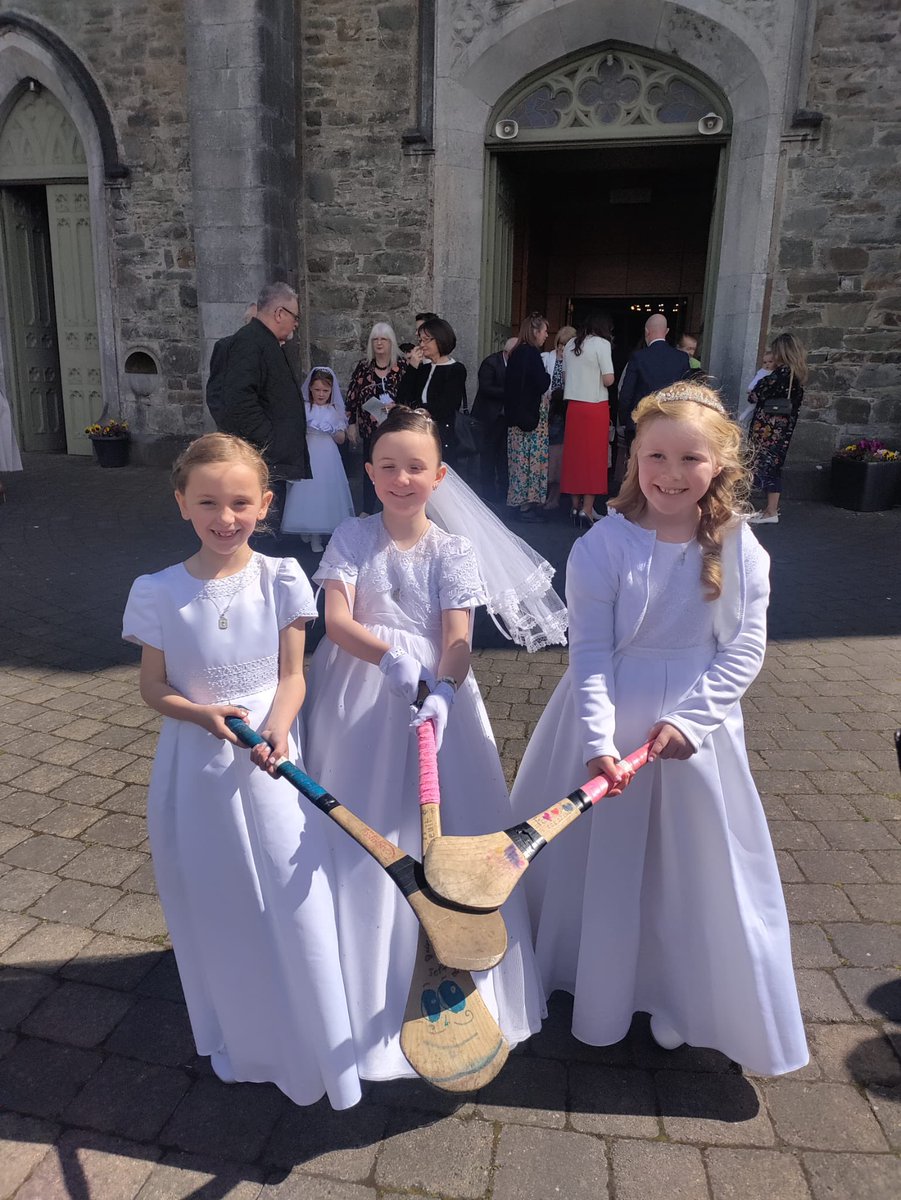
[
  {"x1": 495, "y1": 118, "x2": 519, "y2": 140},
  {"x1": 698, "y1": 112, "x2": 724, "y2": 135}
]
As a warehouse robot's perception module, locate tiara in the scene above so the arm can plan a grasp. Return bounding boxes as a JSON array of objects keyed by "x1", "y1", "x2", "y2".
[{"x1": 655, "y1": 388, "x2": 727, "y2": 415}]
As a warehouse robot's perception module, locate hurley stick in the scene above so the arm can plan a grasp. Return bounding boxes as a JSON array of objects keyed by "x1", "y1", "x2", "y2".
[
  {"x1": 400, "y1": 717, "x2": 509, "y2": 1092},
  {"x1": 224, "y1": 716, "x2": 507, "y2": 971},
  {"x1": 423, "y1": 743, "x2": 652, "y2": 911}
]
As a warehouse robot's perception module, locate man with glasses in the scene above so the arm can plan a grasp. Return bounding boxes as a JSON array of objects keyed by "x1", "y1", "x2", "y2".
[{"x1": 212, "y1": 282, "x2": 311, "y2": 532}]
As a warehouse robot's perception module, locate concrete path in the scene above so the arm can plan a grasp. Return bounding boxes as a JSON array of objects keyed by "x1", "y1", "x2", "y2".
[{"x1": 0, "y1": 454, "x2": 899, "y2": 1199}]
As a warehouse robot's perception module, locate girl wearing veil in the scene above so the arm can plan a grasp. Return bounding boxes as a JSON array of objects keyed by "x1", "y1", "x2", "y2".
[{"x1": 281, "y1": 367, "x2": 354, "y2": 552}]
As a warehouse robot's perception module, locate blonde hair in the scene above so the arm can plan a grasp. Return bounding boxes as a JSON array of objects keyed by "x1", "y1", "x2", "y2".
[
  {"x1": 769, "y1": 333, "x2": 808, "y2": 385},
  {"x1": 610, "y1": 382, "x2": 751, "y2": 600},
  {"x1": 171, "y1": 432, "x2": 270, "y2": 495},
  {"x1": 556, "y1": 324, "x2": 576, "y2": 347}
]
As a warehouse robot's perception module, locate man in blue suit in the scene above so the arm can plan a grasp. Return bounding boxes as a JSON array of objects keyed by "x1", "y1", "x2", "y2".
[{"x1": 618, "y1": 314, "x2": 692, "y2": 449}]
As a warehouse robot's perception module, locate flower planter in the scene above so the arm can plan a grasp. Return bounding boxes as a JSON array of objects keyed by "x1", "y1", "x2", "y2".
[
  {"x1": 830, "y1": 455, "x2": 901, "y2": 512},
  {"x1": 90, "y1": 436, "x2": 130, "y2": 469}
]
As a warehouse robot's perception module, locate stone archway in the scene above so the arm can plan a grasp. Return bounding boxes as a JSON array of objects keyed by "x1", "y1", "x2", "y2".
[{"x1": 431, "y1": 0, "x2": 794, "y2": 403}]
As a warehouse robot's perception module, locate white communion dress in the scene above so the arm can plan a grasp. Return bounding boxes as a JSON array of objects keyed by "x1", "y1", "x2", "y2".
[
  {"x1": 302, "y1": 515, "x2": 546, "y2": 1082},
  {"x1": 0, "y1": 387, "x2": 23, "y2": 472},
  {"x1": 511, "y1": 512, "x2": 808, "y2": 1076},
  {"x1": 122, "y1": 553, "x2": 363, "y2": 1109},
  {"x1": 281, "y1": 391, "x2": 354, "y2": 536}
]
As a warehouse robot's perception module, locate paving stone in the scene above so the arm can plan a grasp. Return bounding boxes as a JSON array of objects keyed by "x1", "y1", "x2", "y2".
[
  {"x1": 795, "y1": 969, "x2": 855, "y2": 1022},
  {"x1": 159, "y1": 1077, "x2": 286, "y2": 1161},
  {"x1": 14, "y1": 1128, "x2": 158, "y2": 1200},
  {"x1": 864, "y1": 850, "x2": 901, "y2": 881},
  {"x1": 106, "y1": 996, "x2": 197, "y2": 1065},
  {"x1": 803, "y1": 1151, "x2": 901, "y2": 1200},
  {"x1": 259, "y1": 1177, "x2": 374, "y2": 1200},
  {"x1": 491, "y1": 1124, "x2": 608, "y2": 1200},
  {"x1": 815, "y1": 821, "x2": 900, "y2": 850},
  {"x1": 374, "y1": 1114, "x2": 495, "y2": 1198},
  {"x1": 768, "y1": 821, "x2": 828, "y2": 851},
  {"x1": 137, "y1": 1151, "x2": 265, "y2": 1199},
  {"x1": 790, "y1": 924, "x2": 841, "y2": 968},
  {"x1": 50, "y1": 773, "x2": 126, "y2": 807},
  {"x1": 117, "y1": 757, "x2": 153, "y2": 785},
  {"x1": 568, "y1": 1062, "x2": 658, "y2": 1137},
  {"x1": 826, "y1": 921, "x2": 901, "y2": 967},
  {"x1": 0, "y1": 752, "x2": 33, "y2": 784},
  {"x1": 80, "y1": 748, "x2": 140, "y2": 778},
  {"x1": 0, "y1": 820, "x2": 30, "y2": 854},
  {"x1": 62, "y1": 933, "x2": 164, "y2": 991},
  {"x1": 611, "y1": 1139, "x2": 707, "y2": 1200},
  {"x1": 0, "y1": 921, "x2": 94, "y2": 973},
  {"x1": 788, "y1": 795, "x2": 862, "y2": 822},
  {"x1": 31, "y1": 802, "x2": 105, "y2": 837},
  {"x1": 54, "y1": 717, "x2": 116, "y2": 741},
  {"x1": 101, "y1": 783, "x2": 150, "y2": 815},
  {"x1": 657, "y1": 1071, "x2": 774, "y2": 1145},
  {"x1": 809, "y1": 1023, "x2": 901, "y2": 1087},
  {"x1": 0, "y1": 790, "x2": 60, "y2": 826},
  {"x1": 765, "y1": 1080, "x2": 888, "y2": 1151},
  {"x1": 88, "y1": 724, "x2": 148, "y2": 750},
  {"x1": 0, "y1": 911, "x2": 37, "y2": 953},
  {"x1": 783, "y1": 884, "x2": 858, "y2": 922},
  {"x1": 27, "y1": 878, "x2": 121, "y2": 926},
  {"x1": 135, "y1": 952, "x2": 184, "y2": 1003},
  {"x1": 60, "y1": 845, "x2": 148, "y2": 886},
  {"x1": 94, "y1": 892, "x2": 167, "y2": 938},
  {"x1": 834, "y1": 968, "x2": 901, "y2": 1021},
  {"x1": 0, "y1": 967, "x2": 57, "y2": 1029},
  {"x1": 123, "y1": 858, "x2": 159, "y2": 893},
  {"x1": 22, "y1": 979, "x2": 133, "y2": 1047},
  {"x1": 0, "y1": 1112, "x2": 60, "y2": 1200},
  {"x1": 866, "y1": 1085, "x2": 901, "y2": 1150},
  {"x1": 261, "y1": 1098, "x2": 390, "y2": 1178},
  {"x1": 8, "y1": 762, "x2": 77, "y2": 795},
  {"x1": 474, "y1": 1054, "x2": 568, "y2": 1128},
  {"x1": 0, "y1": 867, "x2": 56, "y2": 913},
  {"x1": 845, "y1": 883, "x2": 901, "y2": 921},
  {"x1": 65, "y1": 1054, "x2": 191, "y2": 1141},
  {"x1": 706, "y1": 1148, "x2": 811, "y2": 1200},
  {"x1": 793, "y1": 850, "x2": 880, "y2": 883},
  {"x1": 36, "y1": 737, "x2": 95, "y2": 767},
  {"x1": 2, "y1": 832, "x2": 83, "y2": 873},
  {"x1": 0, "y1": 1035, "x2": 101, "y2": 1117}
]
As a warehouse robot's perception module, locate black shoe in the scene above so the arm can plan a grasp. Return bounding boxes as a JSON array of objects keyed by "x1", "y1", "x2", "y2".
[{"x1": 519, "y1": 508, "x2": 547, "y2": 523}]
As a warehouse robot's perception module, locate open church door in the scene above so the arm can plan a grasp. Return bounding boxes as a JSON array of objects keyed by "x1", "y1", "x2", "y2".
[{"x1": 479, "y1": 153, "x2": 516, "y2": 355}]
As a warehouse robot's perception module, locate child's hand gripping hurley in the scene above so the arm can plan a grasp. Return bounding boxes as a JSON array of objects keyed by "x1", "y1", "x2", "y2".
[
  {"x1": 400, "y1": 714, "x2": 509, "y2": 1092},
  {"x1": 224, "y1": 717, "x2": 508, "y2": 972},
  {"x1": 423, "y1": 743, "x2": 653, "y2": 911}
]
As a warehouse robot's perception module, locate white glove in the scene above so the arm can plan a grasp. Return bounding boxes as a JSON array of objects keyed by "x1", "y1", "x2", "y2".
[
  {"x1": 379, "y1": 649, "x2": 429, "y2": 703},
  {"x1": 410, "y1": 681, "x2": 455, "y2": 751}
]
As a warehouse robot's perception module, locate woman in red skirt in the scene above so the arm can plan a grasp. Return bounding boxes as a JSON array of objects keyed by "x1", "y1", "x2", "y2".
[{"x1": 561, "y1": 312, "x2": 615, "y2": 529}]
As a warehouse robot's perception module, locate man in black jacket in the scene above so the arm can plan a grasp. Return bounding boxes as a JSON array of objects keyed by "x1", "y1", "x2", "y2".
[
  {"x1": 618, "y1": 314, "x2": 692, "y2": 450},
  {"x1": 209, "y1": 283, "x2": 311, "y2": 530},
  {"x1": 472, "y1": 336, "x2": 517, "y2": 500}
]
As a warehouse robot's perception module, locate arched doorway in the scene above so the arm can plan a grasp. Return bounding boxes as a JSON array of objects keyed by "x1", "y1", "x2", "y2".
[
  {"x1": 480, "y1": 45, "x2": 730, "y2": 377},
  {"x1": 0, "y1": 84, "x2": 102, "y2": 453}
]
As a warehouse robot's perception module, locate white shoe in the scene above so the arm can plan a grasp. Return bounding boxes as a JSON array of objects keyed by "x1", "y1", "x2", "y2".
[
  {"x1": 748, "y1": 511, "x2": 779, "y2": 524},
  {"x1": 211, "y1": 1047, "x2": 236, "y2": 1083},
  {"x1": 310, "y1": 535, "x2": 324, "y2": 553},
  {"x1": 650, "y1": 1015, "x2": 684, "y2": 1050}
]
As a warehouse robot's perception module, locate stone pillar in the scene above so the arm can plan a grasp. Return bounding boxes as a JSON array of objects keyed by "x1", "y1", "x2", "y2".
[{"x1": 183, "y1": 0, "x2": 300, "y2": 413}]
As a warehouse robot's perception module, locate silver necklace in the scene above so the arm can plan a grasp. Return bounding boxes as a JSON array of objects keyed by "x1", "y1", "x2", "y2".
[
  {"x1": 198, "y1": 556, "x2": 259, "y2": 630},
  {"x1": 679, "y1": 538, "x2": 696, "y2": 566}
]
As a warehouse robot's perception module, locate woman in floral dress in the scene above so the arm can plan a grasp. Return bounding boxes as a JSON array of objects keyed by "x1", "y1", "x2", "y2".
[
  {"x1": 505, "y1": 313, "x2": 551, "y2": 522},
  {"x1": 748, "y1": 334, "x2": 808, "y2": 525},
  {"x1": 345, "y1": 322, "x2": 407, "y2": 513}
]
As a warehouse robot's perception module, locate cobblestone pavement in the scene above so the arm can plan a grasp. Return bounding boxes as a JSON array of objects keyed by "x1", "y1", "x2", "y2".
[{"x1": 0, "y1": 454, "x2": 899, "y2": 1200}]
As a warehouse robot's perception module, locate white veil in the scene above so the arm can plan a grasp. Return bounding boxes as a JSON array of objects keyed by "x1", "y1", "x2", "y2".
[
  {"x1": 426, "y1": 465, "x2": 568, "y2": 652},
  {"x1": 301, "y1": 367, "x2": 347, "y2": 434}
]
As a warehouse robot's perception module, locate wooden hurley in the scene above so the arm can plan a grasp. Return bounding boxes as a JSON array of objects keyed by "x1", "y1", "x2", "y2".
[
  {"x1": 423, "y1": 743, "x2": 652, "y2": 911},
  {"x1": 224, "y1": 717, "x2": 507, "y2": 972},
  {"x1": 400, "y1": 717, "x2": 509, "y2": 1092}
]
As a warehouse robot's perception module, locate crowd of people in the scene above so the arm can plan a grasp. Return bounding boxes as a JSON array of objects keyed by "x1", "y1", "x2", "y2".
[{"x1": 123, "y1": 292, "x2": 812, "y2": 1108}]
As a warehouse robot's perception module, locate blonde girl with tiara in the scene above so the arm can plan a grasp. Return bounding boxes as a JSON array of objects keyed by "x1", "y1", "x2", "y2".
[
  {"x1": 122, "y1": 433, "x2": 358, "y2": 1109},
  {"x1": 511, "y1": 382, "x2": 808, "y2": 1077}
]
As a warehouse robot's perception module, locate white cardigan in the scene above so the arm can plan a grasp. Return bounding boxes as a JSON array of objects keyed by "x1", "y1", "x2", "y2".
[{"x1": 566, "y1": 510, "x2": 770, "y2": 762}]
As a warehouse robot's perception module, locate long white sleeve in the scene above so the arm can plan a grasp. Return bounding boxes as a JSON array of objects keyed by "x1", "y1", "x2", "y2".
[{"x1": 566, "y1": 538, "x2": 620, "y2": 764}]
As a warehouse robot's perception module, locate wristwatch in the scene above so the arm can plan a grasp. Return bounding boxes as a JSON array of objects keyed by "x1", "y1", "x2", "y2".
[{"x1": 436, "y1": 675, "x2": 458, "y2": 693}]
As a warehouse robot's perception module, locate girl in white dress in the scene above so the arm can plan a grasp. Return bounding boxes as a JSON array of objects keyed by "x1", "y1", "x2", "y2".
[
  {"x1": 302, "y1": 406, "x2": 549, "y2": 1083},
  {"x1": 281, "y1": 367, "x2": 354, "y2": 552},
  {"x1": 0, "y1": 385, "x2": 23, "y2": 502},
  {"x1": 511, "y1": 382, "x2": 808, "y2": 1076},
  {"x1": 122, "y1": 432, "x2": 360, "y2": 1109}
]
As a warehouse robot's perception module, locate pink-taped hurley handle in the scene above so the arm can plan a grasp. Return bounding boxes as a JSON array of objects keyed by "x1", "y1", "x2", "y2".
[
  {"x1": 416, "y1": 719, "x2": 440, "y2": 807},
  {"x1": 579, "y1": 742, "x2": 652, "y2": 806}
]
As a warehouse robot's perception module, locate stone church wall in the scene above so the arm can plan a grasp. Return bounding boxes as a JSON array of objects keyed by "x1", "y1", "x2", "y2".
[{"x1": 772, "y1": 0, "x2": 901, "y2": 460}]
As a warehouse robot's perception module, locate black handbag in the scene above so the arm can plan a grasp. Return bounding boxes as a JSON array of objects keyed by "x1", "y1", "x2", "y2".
[
  {"x1": 759, "y1": 369, "x2": 795, "y2": 417},
  {"x1": 454, "y1": 403, "x2": 481, "y2": 458}
]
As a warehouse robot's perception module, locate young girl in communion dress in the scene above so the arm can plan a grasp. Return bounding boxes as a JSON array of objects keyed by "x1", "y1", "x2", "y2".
[
  {"x1": 122, "y1": 432, "x2": 360, "y2": 1109},
  {"x1": 302, "y1": 405, "x2": 566, "y2": 1085},
  {"x1": 511, "y1": 382, "x2": 808, "y2": 1076},
  {"x1": 280, "y1": 367, "x2": 354, "y2": 553}
]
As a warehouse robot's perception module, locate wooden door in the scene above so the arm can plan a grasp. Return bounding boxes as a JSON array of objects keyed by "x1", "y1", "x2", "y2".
[
  {"x1": 46, "y1": 184, "x2": 102, "y2": 455},
  {"x1": 479, "y1": 154, "x2": 516, "y2": 356},
  {"x1": 0, "y1": 186, "x2": 65, "y2": 452}
]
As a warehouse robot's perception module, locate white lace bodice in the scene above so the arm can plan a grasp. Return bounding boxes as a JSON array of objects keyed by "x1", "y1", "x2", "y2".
[
  {"x1": 313, "y1": 516, "x2": 485, "y2": 638},
  {"x1": 630, "y1": 539, "x2": 714, "y2": 650}
]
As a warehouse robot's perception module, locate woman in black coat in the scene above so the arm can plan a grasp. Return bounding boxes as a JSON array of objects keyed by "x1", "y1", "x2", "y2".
[{"x1": 395, "y1": 317, "x2": 467, "y2": 461}]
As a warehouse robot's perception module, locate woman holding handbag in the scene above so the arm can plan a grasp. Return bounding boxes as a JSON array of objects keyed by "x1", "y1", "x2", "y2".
[
  {"x1": 747, "y1": 334, "x2": 808, "y2": 525},
  {"x1": 504, "y1": 313, "x2": 551, "y2": 523}
]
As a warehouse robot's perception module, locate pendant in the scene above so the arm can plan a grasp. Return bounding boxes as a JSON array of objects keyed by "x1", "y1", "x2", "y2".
[
  {"x1": 391, "y1": 587, "x2": 401, "y2": 602},
  {"x1": 218, "y1": 615, "x2": 229, "y2": 630}
]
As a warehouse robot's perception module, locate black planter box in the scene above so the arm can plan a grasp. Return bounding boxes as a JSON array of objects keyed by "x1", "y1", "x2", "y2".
[
  {"x1": 830, "y1": 455, "x2": 901, "y2": 512},
  {"x1": 90, "y1": 436, "x2": 130, "y2": 468}
]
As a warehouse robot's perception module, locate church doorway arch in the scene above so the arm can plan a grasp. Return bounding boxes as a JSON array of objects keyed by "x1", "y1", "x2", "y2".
[
  {"x1": 0, "y1": 83, "x2": 102, "y2": 454},
  {"x1": 480, "y1": 45, "x2": 730, "y2": 381}
]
